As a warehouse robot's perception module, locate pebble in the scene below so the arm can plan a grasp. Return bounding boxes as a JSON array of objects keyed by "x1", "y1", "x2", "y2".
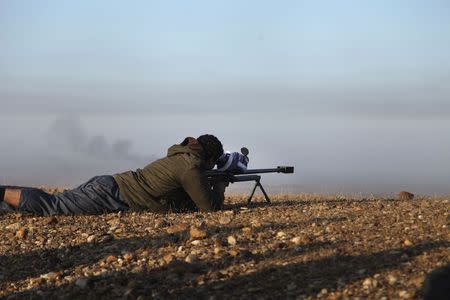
[
  {"x1": 191, "y1": 240, "x2": 202, "y2": 246},
  {"x1": 43, "y1": 216, "x2": 58, "y2": 225},
  {"x1": 75, "y1": 278, "x2": 90, "y2": 289},
  {"x1": 362, "y1": 278, "x2": 372, "y2": 289},
  {"x1": 41, "y1": 272, "x2": 59, "y2": 281},
  {"x1": 190, "y1": 226, "x2": 207, "y2": 239},
  {"x1": 15, "y1": 228, "x2": 28, "y2": 239},
  {"x1": 6, "y1": 222, "x2": 21, "y2": 231},
  {"x1": 123, "y1": 252, "x2": 134, "y2": 261},
  {"x1": 398, "y1": 290, "x2": 410, "y2": 298},
  {"x1": 319, "y1": 288, "x2": 328, "y2": 295},
  {"x1": 166, "y1": 223, "x2": 189, "y2": 234},
  {"x1": 227, "y1": 236, "x2": 237, "y2": 246},
  {"x1": 387, "y1": 274, "x2": 397, "y2": 285},
  {"x1": 241, "y1": 227, "x2": 252, "y2": 236},
  {"x1": 404, "y1": 239, "x2": 413, "y2": 246},
  {"x1": 163, "y1": 254, "x2": 175, "y2": 264},
  {"x1": 276, "y1": 231, "x2": 287, "y2": 238},
  {"x1": 87, "y1": 235, "x2": 96, "y2": 243},
  {"x1": 228, "y1": 250, "x2": 239, "y2": 257},
  {"x1": 185, "y1": 254, "x2": 198, "y2": 264},
  {"x1": 106, "y1": 255, "x2": 116, "y2": 264},
  {"x1": 214, "y1": 247, "x2": 221, "y2": 254},
  {"x1": 97, "y1": 234, "x2": 113, "y2": 243},
  {"x1": 290, "y1": 237, "x2": 302, "y2": 245},
  {"x1": 219, "y1": 216, "x2": 232, "y2": 225},
  {"x1": 154, "y1": 219, "x2": 167, "y2": 228}
]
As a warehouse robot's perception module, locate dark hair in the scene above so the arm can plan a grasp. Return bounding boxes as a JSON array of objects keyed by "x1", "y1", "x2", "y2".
[{"x1": 197, "y1": 134, "x2": 224, "y2": 162}]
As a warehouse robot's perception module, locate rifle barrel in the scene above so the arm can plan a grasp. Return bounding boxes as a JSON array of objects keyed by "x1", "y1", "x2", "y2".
[{"x1": 205, "y1": 166, "x2": 294, "y2": 177}]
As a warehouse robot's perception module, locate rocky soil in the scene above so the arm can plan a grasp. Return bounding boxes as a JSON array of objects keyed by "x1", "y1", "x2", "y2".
[{"x1": 1, "y1": 193, "x2": 449, "y2": 299}]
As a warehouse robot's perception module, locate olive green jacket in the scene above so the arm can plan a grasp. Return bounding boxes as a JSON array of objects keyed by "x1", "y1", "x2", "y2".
[{"x1": 113, "y1": 137, "x2": 224, "y2": 212}]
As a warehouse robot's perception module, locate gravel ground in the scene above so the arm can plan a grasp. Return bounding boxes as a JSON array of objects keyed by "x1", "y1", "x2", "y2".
[{"x1": 1, "y1": 194, "x2": 449, "y2": 299}]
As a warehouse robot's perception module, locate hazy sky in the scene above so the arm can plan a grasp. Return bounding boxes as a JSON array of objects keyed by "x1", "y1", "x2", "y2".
[{"x1": 1, "y1": 1, "x2": 450, "y2": 195}]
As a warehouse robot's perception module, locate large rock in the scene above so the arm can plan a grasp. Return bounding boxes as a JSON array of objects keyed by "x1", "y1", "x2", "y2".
[{"x1": 398, "y1": 191, "x2": 414, "y2": 200}]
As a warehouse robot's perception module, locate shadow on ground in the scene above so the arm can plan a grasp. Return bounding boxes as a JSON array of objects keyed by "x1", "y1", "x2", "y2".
[
  {"x1": 3, "y1": 237, "x2": 448, "y2": 299},
  {"x1": 225, "y1": 197, "x2": 411, "y2": 211}
]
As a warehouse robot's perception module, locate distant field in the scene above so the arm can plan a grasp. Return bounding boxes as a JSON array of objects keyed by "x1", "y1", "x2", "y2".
[{"x1": 1, "y1": 194, "x2": 449, "y2": 299}]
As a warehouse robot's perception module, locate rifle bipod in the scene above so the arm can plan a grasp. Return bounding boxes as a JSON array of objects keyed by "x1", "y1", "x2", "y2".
[{"x1": 247, "y1": 175, "x2": 271, "y2": 205}]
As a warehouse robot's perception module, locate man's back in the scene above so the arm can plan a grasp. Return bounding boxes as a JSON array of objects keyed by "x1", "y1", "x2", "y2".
[
  {"x1": 113, "y1": 137, "x2": 225, "y2": 212},
  {"x1": 113, "y1": 145, "x2": 203, "y2": 211}
]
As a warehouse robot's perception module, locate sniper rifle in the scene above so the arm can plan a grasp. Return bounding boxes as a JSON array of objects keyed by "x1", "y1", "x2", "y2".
[{"x1": 205, "y1": 165, "x2": 294, "y2": 204}]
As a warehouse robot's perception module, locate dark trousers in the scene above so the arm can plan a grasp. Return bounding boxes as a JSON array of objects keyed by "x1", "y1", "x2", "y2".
[{"x1": 1, "y1": 176, "x2": 130, "y2": 216}]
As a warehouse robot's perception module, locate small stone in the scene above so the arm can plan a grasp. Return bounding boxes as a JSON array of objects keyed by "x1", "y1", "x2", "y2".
[
  {"x1": 154, "y1": 219, "x2": 167, "y2": 228},
  {"x1": 6, "y1": 222, "x2": 21, "y2": 231},
  {"x1": 214, "y1": 247, "x2": 221, "y2": 255},
  {"x1": 190, "y1": 226, "x2": 207, "y2": 239},
  {"x1": 97, "y1": 234, "x2": 113, "y2": 243},
  {"x1": 319, "y1": 288, "x2": 328, "y2": 295},
  {"x1": 362, "y1": 278, "x2": 372, "y2": 288},
  {"x1": 398, "y1": 290, "x2": 410, "y2": 298},
  {"x1": 191, "y1": 240, "x2": 202, "y2": 246},
  {"x1": 219, "y1": 216, "x2": 232, "y2": 225},
  {"x1": 43, "y1": 216, "x2": 58, "y2": 225},
  {"x1": 163, "y1": 254, "x2": 175, "y2": 264},
  {"x1": 412, "y1": 276, "x2": 424, "y2": 288},
  {"x1": 227, "y1": 236, "x2": 237, "y2": 246},
  {"x1": 276, "y1": 231, "x2": 287, "y2": 238},
  {"x1": 387, "y1": 274, "x2": 397, "y2": 285},
  {"x1": 404, "y1": 239, "x2": 413, "y2": 246},
  {"x1": 87, "y1": 235, "x2": 96, "y2": 243},
  {"x1": 228, "y1": 250, "x2": 239, "y2": 257},
  {"x1": 185, "y1": 254, "x2": 198, "y2": 264},
  {"x1": 105, "y1": 255, "x2": 116, "y2": 264},
  {"x1": 41, "y1": 272, "x2": 59, "y2": 281},
  {"x1": 166, "y1": 223, "x2": 189, "y2": 234},
  {"x1": 123, "y1": 252, "x2": 134, "y2": 261},
  {"x1": 224, "y1": 210, "x2": 235, "y2": 216},
  {"x1": 75, "y1": 278, "x2": 90, "y2": 289},
  {"x1": 241, "y1": 227, "x2": 252, "y2": 236},
  {"x1": 290, "y1": 237, "x2": 302, "y2": 245},
  {"x1": 15, "y1": 228, "x2": 28, "y2": 239}
]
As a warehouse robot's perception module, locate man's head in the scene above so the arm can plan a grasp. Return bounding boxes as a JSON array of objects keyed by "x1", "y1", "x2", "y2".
[{"x1": 197, "y1": 134, "x2": 224, "y2": 169}]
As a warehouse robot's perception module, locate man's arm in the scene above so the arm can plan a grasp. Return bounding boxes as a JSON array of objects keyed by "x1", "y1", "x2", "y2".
[{"x1": 180, "y1": 168, "x2": 226, "y2": 211}]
